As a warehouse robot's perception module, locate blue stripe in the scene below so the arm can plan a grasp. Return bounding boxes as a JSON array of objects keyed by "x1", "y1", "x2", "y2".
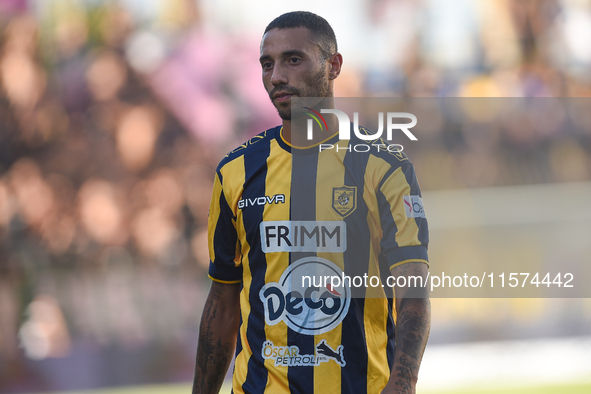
[
  {"x1": 400, "y1": 165, "x2": 429, "y2": 249},
  {"x1": 340, "y1": 143, "x2": 369, "y2": 393},
  {"x1": 376, "y1": 166, "x2": 396, "y2": 192},
  {"x1": 288, "y1": 151, "x2": 319, "y2": 394},
  {"x1": 209, "y1": 262, "x2": 242, "y2": 282},
  {"x1": 386, "y1": 296, "x2": 395, "y2": 372},
  {"x1": 241, "y1": 138, "x2": 272, "y2": 393},
  {"x1": 217, "y1": 168, "x2": 224, "y2": 186},
  {"x1": 343, "y1": 141, "x2": 372, "y2": 298},
  {"x1": 209, "y1": 187, "x2": 241, "y2": 281},
  {"x1": 340, "y1": 298, "x2": 368, "y2": 393},
  {"x1": 376, "y1": 186, "x2": 400, "y2": 255}
]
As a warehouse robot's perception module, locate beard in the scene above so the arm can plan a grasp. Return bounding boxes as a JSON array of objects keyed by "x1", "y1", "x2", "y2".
[{"x1": 269, "y1": 65, "x2": 331, "y2": 120}]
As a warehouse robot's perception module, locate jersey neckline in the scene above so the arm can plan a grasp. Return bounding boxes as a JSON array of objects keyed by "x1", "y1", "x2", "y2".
[{"x1": 275, "y1": 126, "x2": 340, "y2": 154}]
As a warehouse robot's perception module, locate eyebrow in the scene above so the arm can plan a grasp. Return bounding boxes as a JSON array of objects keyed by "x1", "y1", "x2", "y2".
[{"x1": 259, "y1": 49, "x2": 306, "y2": 63}]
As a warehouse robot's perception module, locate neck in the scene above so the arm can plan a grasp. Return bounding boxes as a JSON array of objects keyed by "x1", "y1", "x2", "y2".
[
  {"x1": 281, "y1": 97, "x2": 338, "y2": 148},
  {"x1": 281, "y1": 120, "x2": 293, "y2": 144}
]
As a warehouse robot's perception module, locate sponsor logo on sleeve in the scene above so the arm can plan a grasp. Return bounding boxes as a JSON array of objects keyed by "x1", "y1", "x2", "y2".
[{"x1": 403, "y1": 195, "x2": 425, "y2": 218}]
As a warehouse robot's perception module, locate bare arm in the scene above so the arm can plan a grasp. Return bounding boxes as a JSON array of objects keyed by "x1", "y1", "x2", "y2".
[
  {"x1": 192, "y1": 280, "x2": 241, "y2": 394},
  {"x1": 382, "y1": 262, "x2": 431, "y2": 394}
]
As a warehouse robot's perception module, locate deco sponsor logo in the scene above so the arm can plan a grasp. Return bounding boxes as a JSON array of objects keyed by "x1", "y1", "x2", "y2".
[
  {"x1": 403, "y1": 195, "x2": 425, "y2": 218},
  {"x1": 260, "y1": 221, "x2": 346, "y2": 253},
  {"x1": 259, "y1": 257, "x2": 351, "y2": 335},
  {"x1": 262, "y1": 339, "x2": 345, "y2": 367}
]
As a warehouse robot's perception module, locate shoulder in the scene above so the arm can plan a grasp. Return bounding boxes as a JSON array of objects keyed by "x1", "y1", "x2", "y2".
[{"x1": 216, "y1": 126, "x2": 280, "y2": 172}]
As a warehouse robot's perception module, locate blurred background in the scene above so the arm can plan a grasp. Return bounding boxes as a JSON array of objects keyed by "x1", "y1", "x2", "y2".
[{"x1": 0, "y1": 0, "x2": 590, "y2": 393}]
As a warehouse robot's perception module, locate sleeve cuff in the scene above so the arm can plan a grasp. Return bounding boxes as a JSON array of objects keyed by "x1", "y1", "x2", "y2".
[
  {"x1": 208, "y1": 261, "x2": 243, "y2": 283},
  {"x1": 383, "y1": 245, "x2": 429, "y2": 271}
]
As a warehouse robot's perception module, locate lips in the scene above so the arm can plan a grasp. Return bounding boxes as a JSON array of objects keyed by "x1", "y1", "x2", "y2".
[
  {"x1": 271, "y1": 87, "x2": 298, "y2": 102},
  {"x1": 273, "y1": 92, "x2": 295, "y2": 102}
]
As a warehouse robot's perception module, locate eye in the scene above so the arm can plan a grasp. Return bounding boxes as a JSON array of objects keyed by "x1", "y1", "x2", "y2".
[
  {"x1": 262, "y1": 61, "x2": 273, "y2": 71},
  {"x1": 288, "y1": 57, "x2": 301, "y2": 64}
]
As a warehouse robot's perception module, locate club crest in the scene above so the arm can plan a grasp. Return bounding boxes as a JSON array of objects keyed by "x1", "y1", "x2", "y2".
[{"x1": 332, "y1": 186, "x2": 357, "y2": 218}]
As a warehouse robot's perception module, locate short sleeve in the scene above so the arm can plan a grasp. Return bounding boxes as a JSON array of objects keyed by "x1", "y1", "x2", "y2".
[
  {"x1": 207, "y1": 172, "x2": 243, "y2": 283},
  {"x1": 377, "y1": 163, "x2": 429, "y2": 271}
]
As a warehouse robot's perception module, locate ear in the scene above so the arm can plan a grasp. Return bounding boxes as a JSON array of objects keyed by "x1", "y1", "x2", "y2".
[{"x1": 327, "y1": 52, "x2": 343, "y2": 81}]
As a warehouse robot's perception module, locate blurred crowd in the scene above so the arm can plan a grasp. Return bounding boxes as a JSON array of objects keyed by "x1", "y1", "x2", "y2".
[
  {"x1": 0, "y1": 1, "x2": 218, "y2": 390},
  {"x1": 358, "y1": 0, "x2": 591, "y2": 96},
  {"x1": 0, "y1": 0, "x2": 590, "y2": 391}
]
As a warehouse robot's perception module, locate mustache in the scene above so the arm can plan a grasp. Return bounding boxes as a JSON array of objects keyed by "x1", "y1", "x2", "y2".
[{"x1": 269, "y1": 85, "x2": 299, "y2": 99}]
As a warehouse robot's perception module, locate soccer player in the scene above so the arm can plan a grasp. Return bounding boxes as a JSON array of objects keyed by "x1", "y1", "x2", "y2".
[{"x1": 193, "y1": 11, "x2": 430, "y2": 394}]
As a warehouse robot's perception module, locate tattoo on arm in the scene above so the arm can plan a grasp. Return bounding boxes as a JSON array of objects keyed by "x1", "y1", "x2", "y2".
[
  {"x1": 193, "y1": 282, "x2": 240, "y2": 394},
  {"x1": 397, "y1": 297, "x2": 430, "y2": 361},
  {"x1": 389, "y1": 263, "x2": 431, "y2": 394}
]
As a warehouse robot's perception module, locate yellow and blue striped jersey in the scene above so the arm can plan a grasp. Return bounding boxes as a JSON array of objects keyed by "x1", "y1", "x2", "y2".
[{"x1": 207, "y1": 125, "x2": 429, "y2": 394}]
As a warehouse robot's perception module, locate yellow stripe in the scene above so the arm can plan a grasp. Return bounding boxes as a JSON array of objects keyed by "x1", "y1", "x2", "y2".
[
  {"x1": 219, "y1": 155, "x2": 247, "y2": 269},
  {"x1": 313, "y1": 146, "x2": 348, "y2": 394},
  {"x1": 219, "y1": 155, "x2": 246, "y2": 216},
  {"x1": 233, "y1": 247, "x2": 251, "y2": 392},
  {"x1": 363, "y1": 201, "x2": 390, "y2": 393},
  {"x1": 389, "y1": 259, "x2": 429, "y2": 271},
  {"x1": 219, "y1": 156, "x2": 250, "y2": 393},
  {"x1": 232, "y1": 293, "x2": 250, "y2": 394},
  {"x1": 363, "y1": 154, "x2": 395, "y2": 302},
  {"x1": 380, "y1": 167, "x2": 422, "y2": 247},
  {"x1": 208, "y1": 276, "x2": 241, "y2": 284},
  {"x1": 263, "y1": 139, "x2": 291, "y2": 393},
  {"x1": 363, "y1": 154, "x2": 391, "y2": 285},
  {"x1": 364, "y1": 257, "x2": 390, "y2": 392},
  {"x1": 364, "y1": 298, "x2": 391, "y2": 393},
  {"x1": 362, "y1": 155, "x2": 402, "y2": 392},
  {"x1": 207, "y1": 174, "x2": 223, "y2": 264},
  {"x1": 365, "y1": 154, "x2": 392, "y2": 192}
]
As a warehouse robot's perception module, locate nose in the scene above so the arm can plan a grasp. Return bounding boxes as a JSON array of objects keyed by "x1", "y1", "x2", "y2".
[{"x1": 270, "y1": 63, "x2": 288, "y2": 86}]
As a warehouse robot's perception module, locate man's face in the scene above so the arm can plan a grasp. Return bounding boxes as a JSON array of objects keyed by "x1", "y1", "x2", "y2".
[{"x1": 260, "y1": 27, "x2": 332, "y2": 120}]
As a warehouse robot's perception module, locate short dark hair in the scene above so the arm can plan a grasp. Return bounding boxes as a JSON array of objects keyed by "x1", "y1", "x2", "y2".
[{"x1": 264, "y1": 11, "x2": 337, "y2": 60}]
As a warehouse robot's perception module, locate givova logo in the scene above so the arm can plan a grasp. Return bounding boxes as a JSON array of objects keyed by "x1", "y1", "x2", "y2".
[
  {"x1": 259, "y1": 257, "x2": 351, "y2": 335},
  {"x1": 238, "y1": 194, "x2": 285, "y2": 209}
]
